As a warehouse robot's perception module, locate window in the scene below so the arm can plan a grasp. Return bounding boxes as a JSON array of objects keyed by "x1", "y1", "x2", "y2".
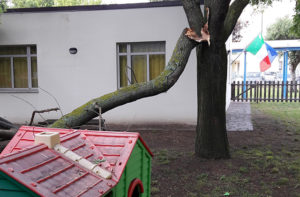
[
  {"x1": 117, "y1": 42, "x2": 165, "y2": 88},
  {"x1": 0, "y1": 45, "x2": 38, "y2": 92}
]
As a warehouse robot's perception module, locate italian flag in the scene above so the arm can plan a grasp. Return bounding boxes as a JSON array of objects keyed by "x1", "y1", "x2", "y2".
[{"x1": 246, "y1": 35, "x2": 277, "y2": 72}]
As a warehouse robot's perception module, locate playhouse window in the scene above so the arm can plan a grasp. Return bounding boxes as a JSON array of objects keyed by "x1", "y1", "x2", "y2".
[
  {"x1": 117, "y1": 42, "x2": 165, "y2": 88},
  {"x1": 0, "y1": 45, "x2": 38, "y2": 92}
]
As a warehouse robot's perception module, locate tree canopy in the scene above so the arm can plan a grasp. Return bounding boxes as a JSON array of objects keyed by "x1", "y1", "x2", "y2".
[
  {"x1": 291, "y1": 0, "x2": 300, "y2": 36},
  {"x1": 266, "y1": 16, "x2": 300, "y2": 81},
  {"x1": 266, "y1": 16, "x2": 298, "y2": 40},
  {"x1": 12, "y1": 0, "x2": 54, "y2": 8},
  {"x1": 232, "y1": 20, "x2": 249, "y2": 42}
]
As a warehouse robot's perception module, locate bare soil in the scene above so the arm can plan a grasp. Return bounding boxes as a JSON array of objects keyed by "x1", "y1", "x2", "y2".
[{"x1": 122, "y1": 107, "x2": 300, "y2": 197}]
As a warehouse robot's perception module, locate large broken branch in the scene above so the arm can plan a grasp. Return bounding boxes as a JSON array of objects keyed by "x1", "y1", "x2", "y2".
[
  {"x1": 0, "y1": 140, "x2": 10, "y2": 152},
  {"x1": 50, "y1": 29, "x2": 197, "y2": 129},
  {"x1": 0, "y1": 117, "x2": 18, "y2": 130},
  {"x1": 0, "y1": 129, "x2": 17, "y2": 140},
  {"x1": 223, "y1": 0, "x2": 250, "y2": 41},
  {"x1": 185, "y1": 7, "x2": 210, "y2": 45}
]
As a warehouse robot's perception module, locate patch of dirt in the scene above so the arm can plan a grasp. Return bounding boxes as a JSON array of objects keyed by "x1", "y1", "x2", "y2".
[{"x1": 120, "y1": 108, "x2": 300, "y2": 197}]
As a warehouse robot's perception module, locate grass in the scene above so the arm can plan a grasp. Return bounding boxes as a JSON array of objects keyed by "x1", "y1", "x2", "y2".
[
  {"x1": 152, "y1": 149, "x2": 181, "y2": 165},
  {"x1": 251, "y1": 102, "x2": 300, "y2": 134}
]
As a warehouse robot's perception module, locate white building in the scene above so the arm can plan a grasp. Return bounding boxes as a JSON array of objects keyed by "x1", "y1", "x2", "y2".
[{"x1": 0, "y1": 1, "x2": 232, "y2": 125}]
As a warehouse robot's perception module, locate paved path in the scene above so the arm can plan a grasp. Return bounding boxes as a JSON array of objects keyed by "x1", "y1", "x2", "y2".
[{"x1": 226, "y1": 102, "x2": 253, "y2": 131}]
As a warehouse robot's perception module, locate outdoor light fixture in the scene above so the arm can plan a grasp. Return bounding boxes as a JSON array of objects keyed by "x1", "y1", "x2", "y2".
[{"x1": 69, "y1": 47, "x2": 77, "y2": 54}]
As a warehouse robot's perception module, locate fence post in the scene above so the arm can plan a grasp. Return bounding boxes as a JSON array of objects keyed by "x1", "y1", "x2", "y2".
[
  {"x1": 290, "y1": 81, "x2": 293, "y2": 102},
  {"x1": 255, "y1": 81, "x2": 258, "y2": 103},
  {"x1": 295, "y1": 81, "x2": 300, "y2": 102},
  {"x1": 268, "y1": 81, "x2": 272, "y2": 102},
  {"x1": 231, "y1": 81, "x2": 235, "y2": 101},
  {"x1": 277, "y1": 81, "x2": 280, "y2": 102},
  {"x1": 243, "y1": 51, "x2": 247, "y2": 99},
  {"x1": 272, "y1": 81, "x2": 275, "y2": 102},
  {"x1": 263, "y1": 81, "x2": 267, "y2": 102},
  {"x1": 242, "y1": 81, "x2": 244, "y2": 102},
  {"x1": 286, "y1": 81, "x2": 289, "y2": 102},
  {"x1": 237, "y1": 81, "x2": 240, "y2": 102},
  {"x1": 259, "y1": 81, "x2": 262, "y2": 102},
  {"x1": 250, "y1": 81, "x2": 253, "y2": 102},
  {"x1": 281, "y1": 81, "x2": 284, "y2": 102}
]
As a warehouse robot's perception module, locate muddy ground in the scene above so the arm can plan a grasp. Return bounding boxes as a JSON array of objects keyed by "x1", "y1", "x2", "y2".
[{"x1": 123, "y1": 107, "x2": 300, "y2": 197}]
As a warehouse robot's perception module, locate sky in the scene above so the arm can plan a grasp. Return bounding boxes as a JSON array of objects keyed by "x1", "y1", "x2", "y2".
[
  {"x1": 102, "y1": 0, "x2": 296, "y2": 44},
  {"x1": 239, "y1": 0, "x2": 296, "y2": 44}
]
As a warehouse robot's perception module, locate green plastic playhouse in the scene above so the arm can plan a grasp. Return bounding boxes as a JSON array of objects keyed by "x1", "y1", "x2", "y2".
[{"x1": 0, "y1": 126, "x2": 153, "y2": 197}]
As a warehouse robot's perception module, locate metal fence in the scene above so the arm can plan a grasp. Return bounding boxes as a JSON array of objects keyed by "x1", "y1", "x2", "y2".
[{"x1": 231, "y1": 81, "x2": 300, "y2": 102}]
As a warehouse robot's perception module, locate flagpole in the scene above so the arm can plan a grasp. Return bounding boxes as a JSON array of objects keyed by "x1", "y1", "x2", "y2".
[
  {"x1": 231, "y1": 50, "x2": 244, "y2": 64},
  {"x1": 243, "y1": 51, "x2": 247, "y2": 99},
  {"x1": 231, "y1": 33, "x2": 262, "y2": 99}
]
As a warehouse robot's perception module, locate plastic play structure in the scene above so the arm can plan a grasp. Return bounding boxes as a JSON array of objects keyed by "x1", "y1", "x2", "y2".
[{"x1": 0, "y1": 126, "x2": 153, "y2": 197}]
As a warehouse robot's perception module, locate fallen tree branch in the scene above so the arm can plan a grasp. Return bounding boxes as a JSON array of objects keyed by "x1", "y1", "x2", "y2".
[
  {"x1": 29, "y1": 108, "x2": 60, "y2": 126},
  {"x1": 0, "y1": 117, "x2": 18, "y2": 130},
  {"x1": 50, "y1": 29, "x2": 197, "y2": 128},
  {"x1": 0, "y1": 140, "x2": 10, "y2": 152},
  {"x1": 0, "y1": 129, "x2": 17, "y2": 140}
]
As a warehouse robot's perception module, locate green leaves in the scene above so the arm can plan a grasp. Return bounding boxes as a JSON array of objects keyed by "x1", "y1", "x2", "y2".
[
  {"x1": 266, "y1": 16, "x2": 296, "y2": 40},
  {"x1": 54, "y1": 0, "x2": 102, "y2": 6},
  {"x1": 291, "y1": 0, "x2": 300, "y2": 36},
  {"x1": 11, "y1": 0, "x2": 102, "y2": 8},
  {"x1": 12, "y1": 0, "x2": 54, "y2": 8}
]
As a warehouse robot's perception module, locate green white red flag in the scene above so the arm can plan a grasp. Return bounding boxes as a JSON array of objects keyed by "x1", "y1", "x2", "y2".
[{"x1": 246, "y1": 35, "x2": 278, "y2": 72}]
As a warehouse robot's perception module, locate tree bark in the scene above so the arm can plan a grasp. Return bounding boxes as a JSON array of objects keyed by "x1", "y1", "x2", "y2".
[
  {"x1": 50, "y1": 30, "x2": 196, "y2": 128},
  {"x1": 0, "y1": 117, "x2": 18, "y2": 130},
  {"x1": 290, "y1": 51, "x2": 300, "y2": 91},
  {"x1": 0, "y1": 129, "x2": 17, "y2": 140},
  {"x1": 0, "y1": 140, "x2": 10, "y2": 152},
  {"x1": 223, "y1": 0, "x2": 250, "y2": 41},
  {"x1": 195, "y1": 42, "x2": 230, "y2": 159},
  {"x1": 193, "y1": 0, "x2": 241, "y2": 159}
]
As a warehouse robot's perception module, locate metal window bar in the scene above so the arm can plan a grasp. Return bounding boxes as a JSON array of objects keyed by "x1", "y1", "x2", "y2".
[{"x1": 27, "y1": 46, "x2": 32, "y2": 89}]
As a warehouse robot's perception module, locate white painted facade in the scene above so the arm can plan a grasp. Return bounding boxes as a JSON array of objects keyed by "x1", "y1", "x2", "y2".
[{"x1": 0, "y1": 3, "x2": 232, "y2": 124}]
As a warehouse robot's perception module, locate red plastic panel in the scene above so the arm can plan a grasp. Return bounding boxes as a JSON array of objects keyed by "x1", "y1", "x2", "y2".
[
  {"x1": 0, "y1": 126, "x2": 153, "y2": 187},
  {"x1": 0, "y1": 127, "x2": 72, "y2": 156},
  {"x1": 0, "y1": 143, "x2": 117, "y2": 197}
]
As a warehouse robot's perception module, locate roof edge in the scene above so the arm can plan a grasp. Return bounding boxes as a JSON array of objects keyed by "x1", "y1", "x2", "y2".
[{"x1": 5, "y1": 1, "x2": 182, "y2": 13}]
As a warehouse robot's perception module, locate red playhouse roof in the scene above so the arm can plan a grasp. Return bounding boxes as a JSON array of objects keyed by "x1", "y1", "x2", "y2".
[{"x1": 0, "y1": 126, "x2": 153, "y2": 197}]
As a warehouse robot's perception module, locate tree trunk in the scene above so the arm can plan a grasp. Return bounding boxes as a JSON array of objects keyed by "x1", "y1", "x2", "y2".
[{"x1": 195, "y1": 42, "x2": 230, "y2": 159}]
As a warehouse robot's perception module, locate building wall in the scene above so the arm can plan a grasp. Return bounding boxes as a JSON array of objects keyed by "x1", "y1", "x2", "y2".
[{"x1": 0, "y1": 5, "x2": 231, "y2": 124}]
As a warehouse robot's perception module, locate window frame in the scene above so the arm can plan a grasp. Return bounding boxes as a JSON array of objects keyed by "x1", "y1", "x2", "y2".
[
  {"x1": 116, "y1": 41, "x2": 166, "y2": 89},
  {"x1": 0, "y1": 45, "x2": 38, "y2": 93}
]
